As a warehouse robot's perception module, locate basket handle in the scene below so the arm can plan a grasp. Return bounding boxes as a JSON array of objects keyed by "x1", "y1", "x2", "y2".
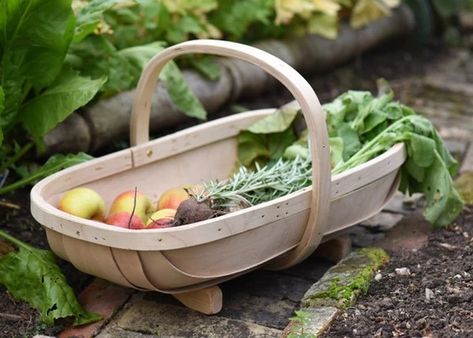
[{"x1": 130, "y1": 39, "x2": 331, "y2": 269}]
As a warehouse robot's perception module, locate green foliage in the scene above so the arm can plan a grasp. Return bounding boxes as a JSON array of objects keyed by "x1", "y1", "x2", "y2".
[
  {"x1": 0, "y1": 230, "x2": 101, "y2": 326},
  {"x1": 237, "y1": 88, "x2": 464, "y2": 228}
]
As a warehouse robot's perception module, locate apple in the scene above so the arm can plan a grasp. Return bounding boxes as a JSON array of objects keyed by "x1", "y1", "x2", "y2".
[
  {"x1": 146, "y1": 208, "x2": 176, "y2": 229},
  {"x1": 105, "y1": 211, "x2": 146, "y2": 229},
  {"x1": 58, "y1": 187, "x2": 105, "y2": 221},
  {"x1": 108, "y1": 190, "x2": 154, "y2": 224},
  {"x1": 157, "y1": 186, "x2": 191, "y2": 210}
]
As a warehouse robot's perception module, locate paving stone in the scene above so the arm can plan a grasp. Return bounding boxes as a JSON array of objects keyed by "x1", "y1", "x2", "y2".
[
  {"x1": 222, "y1": 269, "x2": 314, "y2": 303},
  {"x1": 461, "y1": 144, "x2": 473, "y2": 173},
  {"x1": 97, "y1": 325, "x2": 157, "y2": 338},
  {"x1": 282, "y1": 254, "x2": 333, "y2": 281},
  {"x1": 301, "y1": 248, "x2": 389, "y2": 309},
  {"x1": 346, "y1": 226, "x2": 386, "y2": 247},
  {"x1": 281, "y1": 307, "x2": 339, "y2": 337},
  {"x1": 360, "y1": 211, "x2": 404, "y2": 231},
  {"x1": 116, "y1": 297, "x2": 282, "y2": 337},
  {"x1": 218, "y1": 291, "x2": 296, "y2": 329},
  {"x1": 59, "y1": 279, "x2": 134, "y2": 338},
  {"x1": 375, "y1": 213, "x2": 430, "y2": 253}
]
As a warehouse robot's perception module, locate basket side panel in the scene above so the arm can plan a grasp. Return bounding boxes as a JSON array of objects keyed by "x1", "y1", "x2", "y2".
[
  {"x1": 111, "y1": 248, "x2": 158, "y2": 290},
  {"x1": 45, "y1": 229, "x2": 68, "y2": 261},
  {"x1": 61, "y1": 236, "x2": 136, "y2": 288},
  {"x1": 325, "y1": 170, "x2": 399, "y2": 236},
  {"x1": 161, "y1": 210, "x2": 309, "y2": 279}
]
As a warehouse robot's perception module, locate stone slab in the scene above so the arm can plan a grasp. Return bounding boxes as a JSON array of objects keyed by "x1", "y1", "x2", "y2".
[
  {"x1": 222, "y1": 269, "x2": 314, "y2": 303},
  {"x1": 116, "y1": 297, "x2": 282, "y2": 338},
  {"x1": 281, "y1": 307, "x2": 339, "y2": 337},
  {"x1": 360, "y1": 211, "x2": 403, "y2": 231},
  {"x1": 97, "y1": 325, "x2": 157, "y2": 338},
  {"x1": 217, "y1": 291, "x2": 296, "y2": 329},
  {"x1": 282, "y1": 255, "x2": 333, "y2": 281},
  {"x1": 301, "y1": 248, "x2": 389, "y2": 309},
  {"x1": 375, "y1": 213, "x2": 430, "y2": 253},
  {"x1": 347, "y1": 226, "x2": 386, "y2": 248}
]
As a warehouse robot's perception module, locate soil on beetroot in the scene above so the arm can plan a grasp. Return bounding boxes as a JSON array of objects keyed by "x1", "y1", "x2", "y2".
[
  {"x1": 0, "y1": 38, "x2": 460, "y2": 338},
  {"x1": 323, "y1": 206, "x2": 473, "y2": 338}
]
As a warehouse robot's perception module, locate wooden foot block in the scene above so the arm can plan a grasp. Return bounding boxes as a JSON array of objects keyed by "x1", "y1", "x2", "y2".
[
  {"x1": 173, "y1": 286, "x2": 223, "y2": 315},
  {"x1": 314, "y1": 236, "x2": 352, "y2": 263}
]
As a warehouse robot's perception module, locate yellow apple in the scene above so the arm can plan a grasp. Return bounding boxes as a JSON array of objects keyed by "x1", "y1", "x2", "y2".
[
  {"x1": 58, "y1": 187, "x2": 105, "y2": 221},
  {"x1": 108, "y1": 190, "x2": 154, "y2": 223},
  {"x1": 157, "y1": 186, "x2": 191, "y2": 210}
]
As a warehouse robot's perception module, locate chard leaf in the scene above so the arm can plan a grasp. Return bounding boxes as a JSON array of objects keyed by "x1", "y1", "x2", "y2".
[
  {"x1": 336, "y1": 123, "x2": 361, "y2": 161},
  {"x1": 160, "y1": 61, "x2": 207, "y2": 120},
  {"x1": 409, "y1": 134, "x2": 436, "y2": 167},
  {"x1": 19, "y1": 70, "x2": 106, "y2": 140},
  {"x1": 247, "y1": 105, "x2": 299, "y2": 134},
  {"x1": 0, "y1": 0, "x2": 75, "y2": 128},
  {"x1": 0, "y1": 230, "x2": 101, "y2": 326}
]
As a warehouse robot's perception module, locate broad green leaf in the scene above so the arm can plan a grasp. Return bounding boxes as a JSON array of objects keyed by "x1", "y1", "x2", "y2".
[
  {"x1": 247, "y1": 106, "x2": 299, "y2": 134},
  {"x1": 0, "y1": 230, "x2": 101, "y2": 326},
  {"x1": 19, "y1": 70, "x2": 106, "y2": 140},
  {"x1": 186, "y1": 56, "x2": 221, "y2": 81},
  {"x1": 160, "y1": 61, "x2": 207, "y2": 120},
  {"x1": 336, "y1": 123, "x2": 361, "y2": 160},
  {"x1": 73, "y1": 0, "x2": 124, "y2": 42},
  {"x1": 118, "y1": 42, "x2": 166, "y2": 69},
  {"x1": 210, "y1": 0, "x2": 273, "y2": 38},
  {"x1": 409, "y1": 134, "x2": 436, "y2": 168},
  {"x1": 238, "y1": 131, "x2": 271, "y2": 167},
  {"x1": 0, "y1": 0, "x2": 75, "y2": 127}
]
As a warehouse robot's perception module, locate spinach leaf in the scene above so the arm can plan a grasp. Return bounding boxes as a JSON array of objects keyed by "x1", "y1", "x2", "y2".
[{"x1": 0, "y1": 230, "x2": 101, "y2": 326}]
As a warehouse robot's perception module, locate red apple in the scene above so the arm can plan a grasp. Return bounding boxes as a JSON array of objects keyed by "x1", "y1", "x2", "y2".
[
  {"x1": 146, "y1": 208, "x2": 176, "y2": 229},
  {"x1": 58, "y1": 187, "x2": 105, "y2": 221},
  {"x1": 106, "y1": 211, "x2": 146, "y2": 229},
  {"x1": 157, "y1": 186, "x2": 190, "y2": 210},
  {"x1": 108, "y1": 190, "x2": 154, "y2": 224}
]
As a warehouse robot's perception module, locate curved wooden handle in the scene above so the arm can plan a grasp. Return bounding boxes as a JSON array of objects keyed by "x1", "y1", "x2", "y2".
[{"x1": 130, "y1": 39, "x2": 331, "y2": 268}]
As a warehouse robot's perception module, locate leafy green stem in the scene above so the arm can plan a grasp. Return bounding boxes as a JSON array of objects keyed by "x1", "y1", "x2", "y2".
[
  {"x1": 0, "y1": 142, "x2": 34, "y2": 174},
  {"x1": 0, "y1": 229, "x2": 29, "y2": 251}
]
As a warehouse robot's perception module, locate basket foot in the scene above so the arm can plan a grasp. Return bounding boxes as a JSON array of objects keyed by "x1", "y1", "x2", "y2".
[
  {"x1": 314, "y1": 235, "x2": 352, "y2": 263},
  {"x1": 173, "y1": 286, "x2": 223, "y2": 315}
]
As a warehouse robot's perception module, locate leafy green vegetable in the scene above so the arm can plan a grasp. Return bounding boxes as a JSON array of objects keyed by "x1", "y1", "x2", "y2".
[
  {"x1": 238, "y1": 89, "x2": 464, "y2": 228},
  {"x1": 19, "y1": 70, "x2": 106, "y2": 141},
  {"x1": 0, "y1": 230, "x2": 101, "y2": 326},
  {"x1": 73, "y1": 0, "x2": 122, "y2": 42},
  {"x1": 0, "y1": 153, "x2": 93, "y2": 195},
  {"x1": 0, "y1": 0, "x2": 75, "y2": 137}
]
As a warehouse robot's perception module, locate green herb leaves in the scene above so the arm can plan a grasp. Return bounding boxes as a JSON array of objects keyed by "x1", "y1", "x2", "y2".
[{"x1": 0, "y1": 230, "x2": 101, "y2": 326}]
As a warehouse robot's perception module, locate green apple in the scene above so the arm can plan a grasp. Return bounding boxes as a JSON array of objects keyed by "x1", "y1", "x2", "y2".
[{"x1": 58, "y1": 187, "x2": 106, "y2": 221}]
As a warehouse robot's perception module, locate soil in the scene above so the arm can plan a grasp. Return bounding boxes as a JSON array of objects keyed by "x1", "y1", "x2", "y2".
[
  {"x1": 323, "y1": 206, "x2": 473, "y2": 338},
  {"x1": 0, "y1": 38, "x2": 460, "y2": 338}
]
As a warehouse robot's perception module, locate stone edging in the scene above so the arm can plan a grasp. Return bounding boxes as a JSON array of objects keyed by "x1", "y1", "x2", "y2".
[{"x1": 281, "y1": 248, "x2": 389, "y2": 337}]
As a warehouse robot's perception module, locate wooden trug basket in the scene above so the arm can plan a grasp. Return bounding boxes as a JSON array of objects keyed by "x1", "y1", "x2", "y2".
[{"x1": 31, "y1": 40, "x2": 406, "y2": 314}]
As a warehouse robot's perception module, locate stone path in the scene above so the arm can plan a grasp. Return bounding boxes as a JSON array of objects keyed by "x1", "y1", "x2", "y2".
[{"x1": 53, "y1": 48, "x2": 473, "y2": 338}]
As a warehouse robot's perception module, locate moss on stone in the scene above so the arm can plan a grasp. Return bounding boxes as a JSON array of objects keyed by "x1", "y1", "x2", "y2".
[
  {"x1": 304, "y1": 247, "x2": 389, "y2": 308},
  {"x1": 455, "y1": 172, "x2": 473, "y2": 205}
]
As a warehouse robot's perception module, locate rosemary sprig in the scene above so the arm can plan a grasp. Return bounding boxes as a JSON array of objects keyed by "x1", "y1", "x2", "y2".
[{"x1": 193, "y1": 156, "x2": 313, "y2": 210}]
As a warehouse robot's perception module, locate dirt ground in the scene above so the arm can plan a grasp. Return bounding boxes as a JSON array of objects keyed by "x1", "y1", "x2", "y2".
[
  {"x1": 0, "y1": 38, "x2": 461, "y2": 337},
  {"x1": 324, "y1": 206, "x2": 473, "y2": 338}
]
